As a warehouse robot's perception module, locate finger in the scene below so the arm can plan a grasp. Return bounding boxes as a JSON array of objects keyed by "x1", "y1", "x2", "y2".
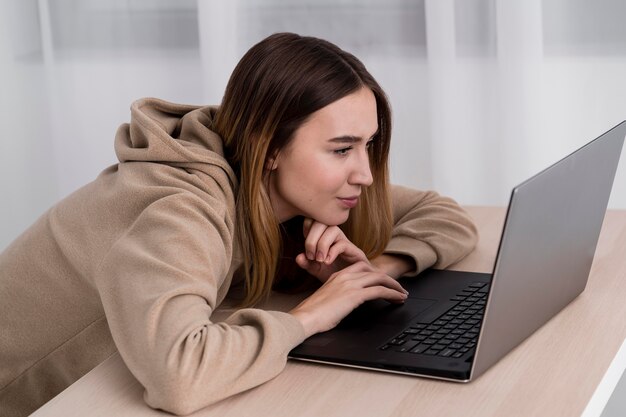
[
  {"x1": 359, "y1": 286, "x2": 408, "y2": 304},
  {"x1": 329, "y1": 260, "x2": 375, "y2": 277},
  {"x1": 302, "y1": 217, "x2": 314, "y2": 239},
  {"x1": 326, "y1": 240, "x2": 368, "y2": 265},
  {"x1": 296, "y1": 253, "x2": 322, "y2": 275},
  {"x1": 315, "y1": 227, "x2": 343, "y2": 262},
  {"x1": 295, "y1": 253, "x2": 310, "y2": 269},
  {"x1": 356, "y1": 271, "x2": 408, "y2": 294},
  {"x1": 304, "y1": 221, "x2": 329, "y2": 261}
]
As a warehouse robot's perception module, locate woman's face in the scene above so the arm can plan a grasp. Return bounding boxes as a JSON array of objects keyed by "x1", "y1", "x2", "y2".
[{"x1": 268, "y1": 87, "x2": 379, "y2": 225}]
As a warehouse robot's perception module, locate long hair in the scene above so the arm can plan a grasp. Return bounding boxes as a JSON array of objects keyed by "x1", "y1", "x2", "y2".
[{"x1": 213, "y1": 33, "x2": 393, "y2": 307}]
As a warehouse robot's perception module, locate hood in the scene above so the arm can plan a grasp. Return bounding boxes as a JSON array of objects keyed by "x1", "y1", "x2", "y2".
[{"x1": 114, "y1": 97, "x2": 238, "y2": 189}]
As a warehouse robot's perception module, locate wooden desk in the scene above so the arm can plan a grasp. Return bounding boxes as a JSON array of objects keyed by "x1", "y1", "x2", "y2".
[{"x1": 31, "y1": 207, "x2": 626, "y2": 417}]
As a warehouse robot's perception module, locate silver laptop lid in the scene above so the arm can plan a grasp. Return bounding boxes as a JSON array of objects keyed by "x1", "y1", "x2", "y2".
[{"x1": 471, "y1": 121, "x2": 626, "y2": 380}]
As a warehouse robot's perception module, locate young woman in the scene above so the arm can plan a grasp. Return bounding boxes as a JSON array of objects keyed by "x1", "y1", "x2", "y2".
[{"x1": 0, "y1": 33, "x2": 477, "y2": 416}]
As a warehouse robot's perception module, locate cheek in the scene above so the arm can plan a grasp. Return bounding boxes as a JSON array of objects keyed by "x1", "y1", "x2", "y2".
[
  {"x1": 295, "y1": 156, "x2": 345, "y2": 193},
  {"x1": 318, "y1": 172, "x2": 345, "y2": 193}
]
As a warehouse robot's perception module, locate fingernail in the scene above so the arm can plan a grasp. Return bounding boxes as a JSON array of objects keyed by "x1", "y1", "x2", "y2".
[
  {"x1": 403, "y1": 289, "x2": 409, "y2": 295},
  {"x1": 307, "y1": 251, "x2": 314, "y2": 260},
  {"x1": 316, "y1": 251, "x2": 324, "y2": 262}
]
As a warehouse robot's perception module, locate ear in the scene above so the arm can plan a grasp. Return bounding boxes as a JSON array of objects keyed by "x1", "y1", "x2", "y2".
[{"x1": 265, "y1": 150, "x2": 280, "y2": 171}]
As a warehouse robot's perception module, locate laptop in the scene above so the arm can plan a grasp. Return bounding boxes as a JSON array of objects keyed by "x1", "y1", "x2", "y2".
[{"x1": 289, "y1": 121, "x2": 626, "y2": 382}]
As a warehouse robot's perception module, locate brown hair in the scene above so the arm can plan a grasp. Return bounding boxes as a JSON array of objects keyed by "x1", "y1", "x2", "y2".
[{"x1": 213, "y1": 32, "x2": 393, "y2": 307}]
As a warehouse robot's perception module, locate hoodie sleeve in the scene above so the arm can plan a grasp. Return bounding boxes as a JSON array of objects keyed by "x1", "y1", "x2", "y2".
[
  {"x1": 384, "y1": 184, "x2": 479, "y2": 275},
  {"x1": 93, "y1": 192, "x2": 306, "y2": 416}
]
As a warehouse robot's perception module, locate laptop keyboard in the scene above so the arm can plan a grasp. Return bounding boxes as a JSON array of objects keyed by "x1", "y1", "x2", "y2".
[{"x1": 379, "y1": 281, "x2": 490, "y2": 359}]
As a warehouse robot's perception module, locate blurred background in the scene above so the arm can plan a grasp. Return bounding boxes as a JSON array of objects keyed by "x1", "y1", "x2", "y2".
[{"x1": 1, "y1": 0, "x2": 626, "y2": 251}]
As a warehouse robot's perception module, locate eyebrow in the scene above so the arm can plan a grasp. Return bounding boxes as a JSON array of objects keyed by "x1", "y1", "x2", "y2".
[{"x1": 327, "y1": 129, "x2": 379, "y2": 144}]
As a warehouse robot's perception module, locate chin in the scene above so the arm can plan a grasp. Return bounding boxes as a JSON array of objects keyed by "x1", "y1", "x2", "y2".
[{"x1": 310, "y1": 211, "x2": 350, "y2": 226}]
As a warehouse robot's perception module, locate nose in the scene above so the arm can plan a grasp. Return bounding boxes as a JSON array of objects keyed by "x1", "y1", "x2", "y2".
[{"x1": 348, "y1": 150, "x2": 374, "y2": 187}]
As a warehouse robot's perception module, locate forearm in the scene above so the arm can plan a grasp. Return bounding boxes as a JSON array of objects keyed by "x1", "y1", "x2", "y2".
[
  {"x1": 370, "y1": 253, "x2": 416, "y2": 279},
  {"x1": 388, "y1": 185, "x2": 479, "y2": 273}
]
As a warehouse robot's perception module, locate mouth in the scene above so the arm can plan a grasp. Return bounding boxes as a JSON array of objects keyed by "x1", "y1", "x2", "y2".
[{"x1": 337, "y1": 196, "x2": 359, "y2": 209}]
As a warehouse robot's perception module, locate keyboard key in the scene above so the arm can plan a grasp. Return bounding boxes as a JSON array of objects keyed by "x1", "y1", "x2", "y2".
[
  {"x1": 394, "y1": 282, "x2": 490, "y2": 357},
  {"x1": 452, "y1": 352, "x2": 464, "y2": 358},
  {"x1": 410, "y1": 344, "x2": 429, "y2": 354},
  {"x1": 439, "y1": 349, "x2": 456, "y2": 357},
  {"x1": 380, "y1": 344, "x2": 391, "y2": 350},
  {"x1": 424, "y1": 348, "x2": 441, "y2": 355},
  {"x1": 397, "y1": 342, "x2": 418, "y2": 352}
]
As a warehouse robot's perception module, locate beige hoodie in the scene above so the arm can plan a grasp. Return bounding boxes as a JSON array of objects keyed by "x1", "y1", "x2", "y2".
[{"x1": 0, "y1": 98, "x2": 478, "y2": 416}]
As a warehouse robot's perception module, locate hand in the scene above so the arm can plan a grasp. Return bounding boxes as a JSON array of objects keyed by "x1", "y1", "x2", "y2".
[
  {"x1": 370, "y1": 254, "x2": 417, "y2": 279},
  {"x1": 295, "y1": 218, "x2": 370, "y2": 283},
  {"x1": 289, "y1": 261, "x2": 409, "y2": 338}
]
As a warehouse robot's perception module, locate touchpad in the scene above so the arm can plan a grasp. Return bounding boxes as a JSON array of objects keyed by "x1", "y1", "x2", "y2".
[{"x1": 336, "y1": 298, "x2": 437, "y2": 330}]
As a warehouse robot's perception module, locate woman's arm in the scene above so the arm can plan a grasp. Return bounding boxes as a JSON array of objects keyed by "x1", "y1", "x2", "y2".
[
  {"x1": 374, "y1": 184, "x2": 479, "y2": 277},
  {"x1": 94, "y1": 192, "x2": 306, "y2": 415}
]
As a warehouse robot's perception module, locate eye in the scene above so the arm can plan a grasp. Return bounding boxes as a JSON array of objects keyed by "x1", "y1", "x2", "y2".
[{"x1": 334, "y1": 146, "x2": 352, "y2": 156}]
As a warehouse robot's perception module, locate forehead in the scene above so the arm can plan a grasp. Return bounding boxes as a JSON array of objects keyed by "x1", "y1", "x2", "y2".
[{"x1": 293, "y1": 87, "x2": 379, "y2": 142}]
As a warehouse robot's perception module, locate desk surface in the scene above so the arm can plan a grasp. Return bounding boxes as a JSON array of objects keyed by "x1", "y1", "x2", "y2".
[{"x1": 31, "y1": 207, "x2": 626, "y2": 417}]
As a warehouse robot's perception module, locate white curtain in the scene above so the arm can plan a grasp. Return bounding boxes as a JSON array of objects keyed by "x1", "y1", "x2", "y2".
[
  {"x1": 196, "y1": 0, "x2": 626, "y2": 208},
  {"x1": 1, "y1": 0, "x2": 625, "y2": 250}
]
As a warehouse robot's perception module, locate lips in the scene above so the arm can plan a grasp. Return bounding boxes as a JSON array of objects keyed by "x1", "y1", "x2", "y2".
[{"x1": 338, "y1": 196, "x2": 359, "y2": 209}]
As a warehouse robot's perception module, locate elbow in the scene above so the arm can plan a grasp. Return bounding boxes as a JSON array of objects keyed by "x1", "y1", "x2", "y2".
[
  {"x1": 144, "y1": 387, "x2": 197, "y2": 416},
  {"x1": 467, "y1": 220, "x2": 479, "y2": 251},
  {"x1": 142, "y1": 375, "x2": 217, "y2": 416},
  {"x1": 456, "y1": 218, "x2": 479, "y2": 260},
  {"x1": 456, "y1": 206, "x2": 479, "y2": 253}
]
